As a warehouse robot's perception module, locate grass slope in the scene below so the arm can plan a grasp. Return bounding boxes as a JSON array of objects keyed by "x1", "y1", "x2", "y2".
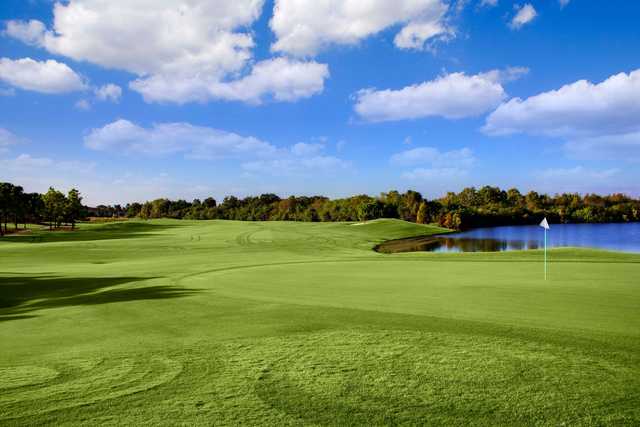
[{"x1": 1, "y1": 219, "x2": 639, "y2": 425}]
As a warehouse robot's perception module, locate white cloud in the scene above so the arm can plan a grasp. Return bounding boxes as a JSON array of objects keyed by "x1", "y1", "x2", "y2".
[
  {"x1": 391, "y1": 147, "x2": 475, "y2": 167},
  {"x1": 4, "y1": 19, "x2": 46, "y2": 46},
  {"x1": 130, "y1": 57, "x2": 329, "y2": 104},
  {"x1": 5, "y1": 1, "x2": 329, "y2": 105},
  {"x1": 481, "y1": 66, "x2": 530, "y2": 83},
  {"x1": 7, "y1": 1, "x2": 263, "y2": 77},
  {"x1": 214, "y1": 58, "x2": 328, "y2": 103},
  {"x1": 559, "y1": 0, "x2": 571, "y2": 8},
  {"x1": 84, "y1": 120, "x2": 277, "y2": 159},
  {"x1": 0, "y1": 128, "x2": 22, "y2": 153},
  {"x1": 0, "y1": 57, "x2": 86, "y2": 94},
  {"x1": 85, "y1": 120, "x2": 351, "y2": 177},
  {"x1": 354, "y1": 71, "x2": 508, "y2": 122},
  {"x1": 94, "y1": 84, "x2": 122, "y2": 103},
  {"x1": 483, "y1": 69, "x2": 640, "y2": 161},
  {"x1": 484, "y1": 69, "x2": 640, "y2": 138},
  {"x1": 510, "y1": 4, "x2": 537, "y2": 29},
  {"x1": 393, "y1": 14, "x2": 453, "y2": 51},
  {"x1": 270, "y1": 0, "x2": 451, "y2": 56}
]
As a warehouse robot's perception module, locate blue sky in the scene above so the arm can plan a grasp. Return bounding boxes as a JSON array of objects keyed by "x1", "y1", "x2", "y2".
[{"x1": 0, "y1": 0, "x2": 638, "y2": 205}]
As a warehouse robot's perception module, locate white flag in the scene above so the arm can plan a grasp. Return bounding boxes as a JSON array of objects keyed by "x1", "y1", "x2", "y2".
[{"x1": 539, "y1": 217, "x2": 550, "y2": 230}]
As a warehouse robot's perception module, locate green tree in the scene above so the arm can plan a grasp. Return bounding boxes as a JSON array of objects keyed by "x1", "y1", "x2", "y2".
[
  {"x1": 25, "y1": 192, "x2": 44, "y2": 227},
  {"x1": 0, "y1": 183, "x2": 11, "y2": 236},
  {"x1": 9, "y1": 185, "x2": 25, "y2": 230},
  {"x1": 506, "y1": 188, "x2": 524, "y2": 207},
  {"x1": 140, "y1": 202, "x2": 152, "y2": 219},
  {"x1": 126, "y1": 202, "x2": 142, "y2": 218},
  {"x1": 0, "y1": 182, "x2": 14, "y2": 235},
  {"x1": 43, "y1": 187, "x2": 66, "y2": 230},
  {"x1": 357, "y1": 199, "x2": 384, "y2": 221},
  {"x1": 65, "y1": 188, "x2": 83, "y2": 229}
]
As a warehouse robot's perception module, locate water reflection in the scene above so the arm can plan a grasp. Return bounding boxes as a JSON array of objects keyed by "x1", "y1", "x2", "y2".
[
  {"x1": 430, "y1": 237, "x2": 540, "y2": 253},
  {"x1": 376, "y1": 222, "x2": 640, "y2": 254}
]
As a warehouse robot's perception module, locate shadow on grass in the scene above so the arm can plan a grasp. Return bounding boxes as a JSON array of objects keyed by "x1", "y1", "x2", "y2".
[
  {"x1": 0, "y1": 275, "x2": 199, "y2": 321},
  {"x1": 0, "y1": 222, "x2": 185, "y2": 244}
]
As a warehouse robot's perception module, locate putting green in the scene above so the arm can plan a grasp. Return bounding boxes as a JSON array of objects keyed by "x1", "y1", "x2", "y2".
[{"x1": 1, "y1": 219, "x2": 639, "y2": 425}]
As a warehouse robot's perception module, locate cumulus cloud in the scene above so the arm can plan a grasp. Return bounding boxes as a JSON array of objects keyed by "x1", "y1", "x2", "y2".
[
  {"x1": 84, "y1": 120, "x2": 351, "y2": 176},
  {"x1": 94, "y1": 84, "x2": 122, "y2": 103},
  {"x1": 4, "y1": 19, "x2": 46, "y2": 46},
  {"x1": 5, "y1": 1, "x2": 328, "y2": 105},
  {"x1": 84, "y1": 120, "x2": 277, "y2": 159},
  {"x1": 84, "y1": 120, "x2": 349, "y2": 177},
  {"x1": 393, "y1": 15, "x2": 453, "y2": 51},
  {"x1": 354, "y1": 71, "x2": 510, "y2": 122},
  {"x1": 213, "y1": 58, "x2": 328, "y2": 103},
  {"x1": 7, "y1": 1, "x2": 263, "y2": 77},
  {"x1": 130, "y1": 57, "x2": 329, "y2": 104},
  {"x1": 0, "y1": 57, "x2": 86, "y2": 94},
  {"x1": 484, "y1": 69, "x2": 640, "y2": 160},
  {"x1": 484, "y1": 69, "x2": 640, "y2": 138},
  {"x1": 270, "y1": 0, "x2": 452, "y2": 55},
  {"x1": 510, "y1": 4, "x2": 537, "y2": 29}
]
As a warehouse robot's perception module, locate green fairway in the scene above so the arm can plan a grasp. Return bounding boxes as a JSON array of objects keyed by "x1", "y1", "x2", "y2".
[{"x1": 1, "y1": 219, "x2": 639, "y2": 425}]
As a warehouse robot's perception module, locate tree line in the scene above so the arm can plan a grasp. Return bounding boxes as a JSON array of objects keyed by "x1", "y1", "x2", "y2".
[
  {"x1": 1, "y1": 182, "x2": 639, "y2": 234},
  {"x1": 124, "y1": 186, "x2": 640, "y2": 229},
  {"x1": 0, "y1": 183, "x2": 83, "y2": 236}
]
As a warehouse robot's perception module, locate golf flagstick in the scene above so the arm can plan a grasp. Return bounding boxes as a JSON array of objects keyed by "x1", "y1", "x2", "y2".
[{"x1": 539, "y1": 217, "x2": 550, "y2": 280}]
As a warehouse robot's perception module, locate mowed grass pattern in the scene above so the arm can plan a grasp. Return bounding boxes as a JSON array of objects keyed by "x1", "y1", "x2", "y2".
[{"x1": 1, "y1": 219, "x2": 639, "y2": 425}]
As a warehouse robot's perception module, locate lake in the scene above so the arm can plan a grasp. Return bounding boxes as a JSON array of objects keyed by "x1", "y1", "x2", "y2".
[{"x1": 376, "y1": 222, "x2": 640, "y2": 254}]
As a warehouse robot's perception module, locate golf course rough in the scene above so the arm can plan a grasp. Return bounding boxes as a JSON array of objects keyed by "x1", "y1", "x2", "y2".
[{"x1": 1, "y1": 219, "x2": 639, "y2": 425}]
